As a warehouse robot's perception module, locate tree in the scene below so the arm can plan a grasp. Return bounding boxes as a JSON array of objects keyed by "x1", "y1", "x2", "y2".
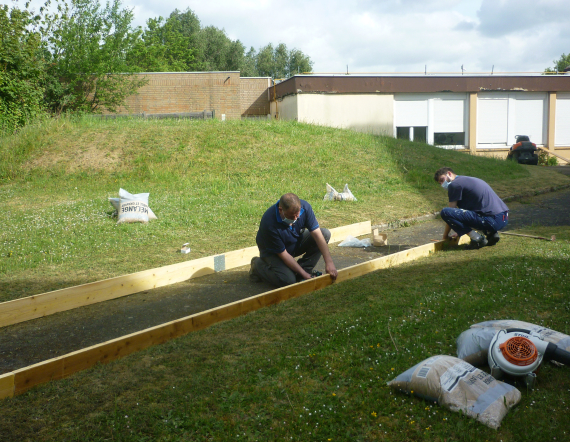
[
  {"x1": 255, "y1": 43, "x2": 313, "y2": 79},
  {"x1": 289, "y1": 48, "x2": 313, "y2": 75},
  {"x1": 240, "y1": 47, "x2": 258, "y2": 77},
  {"x1": 0, "y1": 4, "x2": 46, "y2": 133},
  {"x1": 545, "y1": 53, "x2": 570, "y2": 73},
  {"x1": 128, "y1": 15, "x2": 195, "y2": 72},
  {"x1": 40, "y1": 0, "x2": 147, "y2": 113}
]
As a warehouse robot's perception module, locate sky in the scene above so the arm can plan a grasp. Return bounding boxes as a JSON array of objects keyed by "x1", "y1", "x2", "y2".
[{"x1": 21, "y1": 0, "x2": 570, "y2": 74}]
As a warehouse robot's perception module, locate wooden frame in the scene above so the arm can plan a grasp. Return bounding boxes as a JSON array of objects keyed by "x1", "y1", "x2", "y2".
[
  {"x1": 0, "y1": 234, "x2": 468, "y2": 400},
  {"x1": 0, "y1": 222, "x2": 371, "y2": 328}
]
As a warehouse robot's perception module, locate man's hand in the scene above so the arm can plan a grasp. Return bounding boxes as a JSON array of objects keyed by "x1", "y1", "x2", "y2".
[{"x1": 325, "y1": 262, "x2": 338, "y2": 281}]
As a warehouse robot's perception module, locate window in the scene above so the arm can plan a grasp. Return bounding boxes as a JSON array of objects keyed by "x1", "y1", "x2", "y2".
[
  {"x1": 434, "y1": 132, "x2": 465, "y2": 146},
  {"x1": 394, "y1": 94, "x2": 468, "y2": 149},
  {"x1": 397, "y1": 126, "x2": 427, "y2": 142}
]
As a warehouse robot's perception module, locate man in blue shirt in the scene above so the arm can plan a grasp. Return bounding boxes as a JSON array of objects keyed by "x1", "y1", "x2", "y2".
[
  {"x1": 434, "y1": 167, "x2": 509, "y2": 249},
  {"x1": 250, "y1": 193, "x2": 338, "y2": 287}
]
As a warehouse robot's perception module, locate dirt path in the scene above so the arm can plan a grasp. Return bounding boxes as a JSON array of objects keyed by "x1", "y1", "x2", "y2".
[{"x1": 1, "y1": 183, "x2": 569, "y2": 374}]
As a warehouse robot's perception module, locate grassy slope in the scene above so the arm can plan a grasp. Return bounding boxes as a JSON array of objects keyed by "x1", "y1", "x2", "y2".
[
  {"x1": 0, "y1": 117, "x2": 569, "y2": 441},
  {"x1": 1, "y1": 117, "x2": 568, "y2": 301}
]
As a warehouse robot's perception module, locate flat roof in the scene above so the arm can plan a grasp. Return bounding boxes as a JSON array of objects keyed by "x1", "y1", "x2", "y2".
[{"x1": 270, "y1": 74, "x2": 570, "y2": 99}]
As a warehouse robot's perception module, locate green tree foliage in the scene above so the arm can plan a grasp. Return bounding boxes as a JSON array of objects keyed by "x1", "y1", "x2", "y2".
[
  {"x1": 128, "y1": 15, "x2": 195, "y2": 72},
  {"x1": 254, "y1": 43, "x2": 313, "y2": 79},
  {"x1": 544, "y1": 53, "x2": 570, "y2": 73},
  {"x1": 198, "y1": 26, "x2": 245, "y2": 71},
  {"x1": 40, "y1": 0, "x2": 147, "y2": 113},
  {"x1": 0, "y1": 5, "x2": 46, "y2": 133}
]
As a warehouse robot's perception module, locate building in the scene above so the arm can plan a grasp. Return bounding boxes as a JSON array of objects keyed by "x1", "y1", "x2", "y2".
[
  {"x1": 269, "y1": 74, "x2": 570, "y2": 162},
  {"x1": 114, "y1": 72, "x2": 271, "y2": 120}
]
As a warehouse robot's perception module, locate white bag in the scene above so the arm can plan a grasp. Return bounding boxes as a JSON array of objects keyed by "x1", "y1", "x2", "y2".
[
  {"x1": 114, "y1": 188, "x2": 152, "y2": 224},
  {"x1": 109, "y1": 196, "x2": 157, "y2": 221},
  {"x1": 323, "y1": 183, "x2": 357, "y2": 201},
  {"x1": 388, "y1": 355, "x2": 521, "y2": 429}
]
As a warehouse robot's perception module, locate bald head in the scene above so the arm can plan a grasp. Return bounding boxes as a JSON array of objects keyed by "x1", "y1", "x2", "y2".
[{"x1": 279, "y1": 193, "x2": 301, "y2": 212}]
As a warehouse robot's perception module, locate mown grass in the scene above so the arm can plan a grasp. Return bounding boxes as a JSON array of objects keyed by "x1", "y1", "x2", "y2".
[
  {"x1": 1, "y1": 226, "x2": 569, "y2": 441},
  {"x1": 1, "y1": 116, "x2": 568, "y2": 302},
  {"x1": 0, "y1": 117, "x2": 569, "y2": 441}
]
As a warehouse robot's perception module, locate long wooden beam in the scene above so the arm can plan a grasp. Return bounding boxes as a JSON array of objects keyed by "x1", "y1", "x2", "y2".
[
  {"x1": 538, "y1": 146, "x2": 570, "y2": 163},
  {"x1": 0, "y1": 222, "x2": 371, "y2": 328},
  {"x1": 0, "y1": 235, "x2": 468, "y2": 400}
]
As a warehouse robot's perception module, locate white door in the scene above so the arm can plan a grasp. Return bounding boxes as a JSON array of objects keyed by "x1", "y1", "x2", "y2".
[{"x1": 556, "y1": 93, "x2": 570, "y2": 146}]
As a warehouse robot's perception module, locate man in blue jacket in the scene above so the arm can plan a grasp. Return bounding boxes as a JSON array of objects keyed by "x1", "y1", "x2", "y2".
[
  {"x1": 434, "y1": 167, "x2": 509, "y2": 249},
  {"x1": 250, "y1": 193, "x2": 338, "y2": 287}
]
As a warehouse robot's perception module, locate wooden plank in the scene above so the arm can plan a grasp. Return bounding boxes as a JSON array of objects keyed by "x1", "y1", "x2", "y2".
[
  {"x1": 0, "y1": 373, "x2": 14, "y2": 400},
  {"x1": 13, "y1": 358, "x2": 64, "y2": 396},
  {"x1": 3, "y1": 235, "x2": 469, "y2": 399},
  {"x1": 0, "y1": 222, "x2": 372, "y2": 328},
  {"x1": 0, "y1": 255, "x2": 216, "y2": 328},
  {"x1": 329, "y1": 221, "x2": 371, "y2": 243}
]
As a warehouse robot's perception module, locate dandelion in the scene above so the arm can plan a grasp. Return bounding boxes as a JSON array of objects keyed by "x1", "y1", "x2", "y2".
[{"x1": 371, "y1": 411, "x2": 377, "y2": 418}]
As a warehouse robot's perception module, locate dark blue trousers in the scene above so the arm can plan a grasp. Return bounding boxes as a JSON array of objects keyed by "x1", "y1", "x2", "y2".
[{"x1": 440, "y1": 208, "x2": 508, "y2": 236}]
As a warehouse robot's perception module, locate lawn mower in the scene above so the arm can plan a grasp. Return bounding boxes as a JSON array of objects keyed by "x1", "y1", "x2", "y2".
[{"x1": 507, "y1": 135, "x2": 539, "y2": 165}]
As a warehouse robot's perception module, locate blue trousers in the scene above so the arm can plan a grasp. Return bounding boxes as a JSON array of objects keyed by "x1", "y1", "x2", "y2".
[{"x1": 440, "y1": 208, "x2": 509, "y2": 237}]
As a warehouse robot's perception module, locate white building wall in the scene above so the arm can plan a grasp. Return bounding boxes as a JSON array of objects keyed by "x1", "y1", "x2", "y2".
[
  {"x1": 276, "y1": 95, "x2": 299, "y2": 121},
  {"x1": 294, "y1": 94, "x2": 394, "y2": 136}
]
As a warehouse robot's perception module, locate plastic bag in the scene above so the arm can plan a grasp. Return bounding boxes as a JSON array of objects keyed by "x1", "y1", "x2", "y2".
[
  {"x1": 338, "y1": 236, "x2": 371, "y2": 247},
  {"x1": 323, "y1": 183, "x2": 357, "y2": 201},
  {"x1": 388, "y1": 355, "x2": 521, "y2": 429}
]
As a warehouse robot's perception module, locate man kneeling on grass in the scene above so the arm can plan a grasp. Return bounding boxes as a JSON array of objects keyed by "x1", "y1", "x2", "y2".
[
  {"x1": 250, "y1": 193, "x2": 338, "y2": 287},
  {"x1": 434, "y1": 167, "x2": 509, "y2": 250}
]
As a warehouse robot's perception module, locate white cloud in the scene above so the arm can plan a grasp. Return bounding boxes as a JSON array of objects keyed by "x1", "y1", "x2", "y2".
[{"x1": 20, "y1": 0, "x2": 570, "y2": 73}]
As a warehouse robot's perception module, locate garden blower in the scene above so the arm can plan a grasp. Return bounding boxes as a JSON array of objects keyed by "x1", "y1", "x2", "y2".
[{"x1": 488, "y1": 329, "x2": 570, "y2": 388}]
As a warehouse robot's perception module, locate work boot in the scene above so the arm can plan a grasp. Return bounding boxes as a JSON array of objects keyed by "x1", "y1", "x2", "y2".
[
  {"x1": 249, "y1": 257, "x2": 262, "y2": 282},
  {"x1": 464, "y1": 236, "x2": 488, "y2": 250},
  {"x1": 486, "y1": 232, "x2": 500, "y2": 246}
]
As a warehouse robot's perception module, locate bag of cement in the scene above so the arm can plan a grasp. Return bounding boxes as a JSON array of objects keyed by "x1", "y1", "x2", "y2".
[
  {"x1": 338, "y1": 235, "x2": 371, "y2": 247},
  {"x1": 387, "y1": 355, "x2": 521, "y2": 429},
  {"x1": 457, "y1": 320, "x2": 570, "y2": 366},
  {"x1": 323, "y1": 183, "x2": 357, "y2": 201},
  {"x1": 115, "y1": 188, "x2": 152, "y2": 224},
  {"x1": 109, "y1": 197, "x2": 157, "y2": 220}
]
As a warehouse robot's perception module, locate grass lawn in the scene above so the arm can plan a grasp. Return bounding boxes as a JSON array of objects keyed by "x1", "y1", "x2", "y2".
[{"x1": 0, "y1": 117, "x2": 569, "y2": 441}]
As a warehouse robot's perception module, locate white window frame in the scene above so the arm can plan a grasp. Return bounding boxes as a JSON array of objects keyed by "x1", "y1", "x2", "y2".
[{"x1": 393, "y1": 93, "x2": 468, "y2": 149}]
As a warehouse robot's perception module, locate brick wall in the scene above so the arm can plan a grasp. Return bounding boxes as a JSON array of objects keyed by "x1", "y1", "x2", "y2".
[
  {"x1": 109, "y1": 72, "x2": 271, "y2": 120},
  {"x1": 240, "y1": 77, "x2": 271, "y2": 117}
]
